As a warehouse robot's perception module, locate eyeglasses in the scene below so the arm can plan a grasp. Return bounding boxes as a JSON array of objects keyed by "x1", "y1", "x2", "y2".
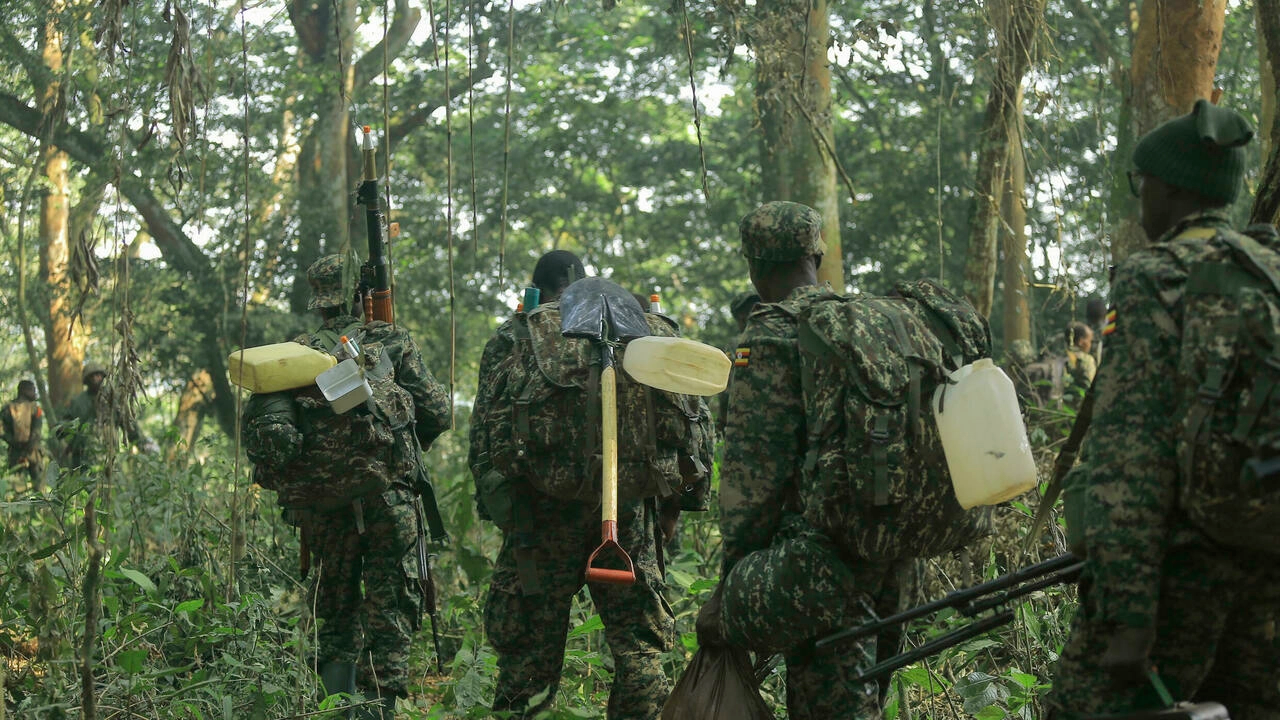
[{"x1": 1127, "y1": 170, "x2": 1144, "y2": 198}]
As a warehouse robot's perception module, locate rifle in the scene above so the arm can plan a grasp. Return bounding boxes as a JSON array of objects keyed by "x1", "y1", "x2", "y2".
[
  {"x1": 355, "y1": 125, "x2": 394, "y2": 324},
  {"x1": 356, "y1": 125, "x2": 449, "y2": 671},
  {"x1": 815, "y1": 553, "x2": 1083, "y2": 684}
]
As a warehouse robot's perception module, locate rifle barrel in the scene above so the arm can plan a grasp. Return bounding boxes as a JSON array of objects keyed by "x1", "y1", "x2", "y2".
[
  {"x1": 850, "y1": 610, "x2": 1015, "y2": 685},
  {"x1": 815, "y1": 554, "x2": 1078, "y2": 649}
]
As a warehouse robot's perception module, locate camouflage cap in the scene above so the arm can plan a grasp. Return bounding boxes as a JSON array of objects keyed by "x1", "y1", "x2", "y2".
[
  {"x1": 82, "y1": 362, "x2": 107, "y2": 383},
  {"x1": 739, "y1": 201, "x2": 825, "y2": 262},
  {"x1": 306, "y1": 255, "x2": 347, "y2": 310}
]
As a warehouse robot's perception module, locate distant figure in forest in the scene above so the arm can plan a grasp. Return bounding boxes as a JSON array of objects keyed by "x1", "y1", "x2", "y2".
[
  {"x1": 58, "y1": 362, "x2": 152, "y2": 469},
  {"x1": 2, "y1": 379, "x2": 44, "y2": 491},
  {"x1": 467, "y1": 250, "x2": 693, "y2": 719},
  {"x1": 242, "y1": 254, "x2": 451, "y2": 718},
  {"x1": 1046, "y1": 101, "x2": 1280, "y2": 718},
  {"x1": 1064, "y1": 321, "x2": 1096, "y2": 398}
]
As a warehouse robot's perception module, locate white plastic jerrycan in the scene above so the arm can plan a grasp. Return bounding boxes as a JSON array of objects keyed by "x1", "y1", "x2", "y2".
[{"x1": 932, "y1": 358, "x2": 1037, "y2": 509}]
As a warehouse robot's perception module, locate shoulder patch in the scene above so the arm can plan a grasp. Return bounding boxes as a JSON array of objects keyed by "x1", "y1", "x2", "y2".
[
  {"x1": 1102, "y1": 308, "x2": 1117, "y2": 336},
  {"x1": 734, "y1": 347, "x2": 751, "y2": 367}
]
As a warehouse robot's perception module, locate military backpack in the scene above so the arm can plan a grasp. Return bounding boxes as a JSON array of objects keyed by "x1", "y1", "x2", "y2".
[
  {"x1": 793, "y1": 279, "x2": 993, "y2": 561},
  {"x1": 476, "y1": 302, "x2": 714, "y2": 510},
  {"x1": 1163, "y1": 226, "x2": 1280, "y2": 551},
  {"x1": 243, "y1": 321, "x2": 417, "y2": 513}
]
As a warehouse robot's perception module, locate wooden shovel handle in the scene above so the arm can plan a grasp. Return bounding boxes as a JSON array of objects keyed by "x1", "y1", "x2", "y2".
[
  {"x1": 601, "y1": 365, "x2": 619, "y2": 525},
  {"x1": 586, "y1": 365, "x2": 635, "y2": 585}
]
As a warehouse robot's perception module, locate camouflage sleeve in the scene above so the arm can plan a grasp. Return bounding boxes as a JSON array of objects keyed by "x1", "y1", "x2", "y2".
[
  {"x1": 719, "y1": 331, "x2": 805, "y2": 573},
  {"x1": 391, "y1": 330, "x2": 452, "y2": 447},
  {"x1": 468, "y1": 331, "x2": 513, "y2": 476},
  {"x1": 1081, "y1": 252, "x2": 1183, "y2": 630}
]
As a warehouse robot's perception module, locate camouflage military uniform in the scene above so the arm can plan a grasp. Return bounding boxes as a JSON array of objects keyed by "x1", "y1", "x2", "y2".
[
  {"x1": 1046, "y1": 211, "x2": 1280, "y2": 719},
  {"x1": 291, "y1": 311, "x2": 451, "y2": 698},
  {"x1": 718, "y1": 284, "x2": 897, "y2": 720},
  {"x1": 59, "y1": 367, "x2": 141, "y2": 469},
  {"x1": 470, "y1": 317, "x2": 674, "y2": 720},
  {"x1": 712, "y1": 202, "x2": 899, "y2": 720}
]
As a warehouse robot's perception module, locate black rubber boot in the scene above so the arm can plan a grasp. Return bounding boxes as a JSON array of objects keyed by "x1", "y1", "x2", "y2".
[{"x1": 318, "y1": 661, "x2": 357, "y2": 718}]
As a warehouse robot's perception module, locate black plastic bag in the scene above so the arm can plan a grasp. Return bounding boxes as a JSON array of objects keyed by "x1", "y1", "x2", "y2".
[{"x1": 661, "y1": 645, "x2": 774, "y2": 720}]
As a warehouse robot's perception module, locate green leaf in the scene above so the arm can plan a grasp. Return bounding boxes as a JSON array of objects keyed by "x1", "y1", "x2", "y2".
[
  {"x1": 118, "y1": 567, "x2": 157, "y2": 595},
  {"x1": 567, "y1": 613, "x2": 604, "y2": 638},
  {"x1": 175, "y1": 599, "x2": 204, "y2": 614},
  {"x1": 1007, "y1": 671, "x2": 1038, "y2": 689},
  {"x1": 975, "y1": 706, "x2": 1008, "y2": 720},
  {"x1": 117, "y1": 648, "x2": 147, "y2": 674}
]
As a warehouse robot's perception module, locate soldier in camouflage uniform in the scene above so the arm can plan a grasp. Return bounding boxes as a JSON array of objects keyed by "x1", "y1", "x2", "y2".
[
  {"x1": 469, "y1": 250, "x2": 677, "y2": 720},
  {"x1": 1046, "y1": 102, "x2": 1280, "y2": 718},
  {"x1": 1064, "y1": 321, "x2": 1097, "y2": 398},
  {"x1": 57, "y1": 362, "x2": 150, "y2": 469},
  {"x1": 2, "y1": 380, "x2": 44, "y2": 490},
  {"x1": 262, "y1": 255, "x2": 451, "y2": 718},
  {"x1": 696, "y1": 201, "x2": 899, "y2": 720}
]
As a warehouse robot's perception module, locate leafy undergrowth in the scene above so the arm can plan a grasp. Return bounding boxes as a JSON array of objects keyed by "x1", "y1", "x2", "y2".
[{"x1": 2, "y1": 405, "x2": 1077, "y2": 719}]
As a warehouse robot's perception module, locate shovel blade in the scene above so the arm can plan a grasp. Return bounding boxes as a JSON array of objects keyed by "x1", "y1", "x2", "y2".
[
  {"x1": 622, "y1": 336, "x2": 731, "y2": 396},
  {"x1": 560, "y1": 277, "x2": 651, "y2": 341}
]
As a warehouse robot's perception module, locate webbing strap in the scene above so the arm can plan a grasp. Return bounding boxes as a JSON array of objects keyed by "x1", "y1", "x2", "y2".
[
  {"x1": 801, "y1": 358, "x2": 821, "y2": 475},
  {"x1": 643, "y1": 386, "x2": 673, "y2": 497},
  {"x1": 513, "y1": 485, "x2": 542, "y2": 595},
  {"x1": 871, "y1": 414, "x2": 891, "y2": 506},
  {"x1": 1233, "y1": 355, "x2": 1280, "y2": 441},
  {"x1": 1225, "y1": 234, "x2": 1280, "y2": 297},
  {"x1": 886, "y1": 311, "x2": 924, "y2": 441},
  {"x1": 1181, "y1": 364, "x2": 1228, "y2": 481}
]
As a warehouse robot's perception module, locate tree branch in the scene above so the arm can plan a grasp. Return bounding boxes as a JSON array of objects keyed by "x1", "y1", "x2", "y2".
[
  {"x1": 353, "y1": 0, "x2": 422, "y2": 90},
  {"x1": 0, "y1": 91, "x2": 239, "y2": 435}
]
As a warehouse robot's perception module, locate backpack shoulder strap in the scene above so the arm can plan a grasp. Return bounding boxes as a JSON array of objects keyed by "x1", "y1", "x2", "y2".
[{"x1": 1223, "y1": 232, "x2": 1280, "y2": 297}]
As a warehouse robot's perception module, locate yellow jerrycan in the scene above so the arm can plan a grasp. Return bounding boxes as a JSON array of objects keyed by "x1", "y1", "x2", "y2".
[
  {"x1": 228, "y1": 342, "x2": 337, "y2": 393},
  {"x1": 621, "y1": 336, "x2": 731, "y2": 397},
  {"x1": 932, "y1": 358, "x2": 1037, "y2": 509}
]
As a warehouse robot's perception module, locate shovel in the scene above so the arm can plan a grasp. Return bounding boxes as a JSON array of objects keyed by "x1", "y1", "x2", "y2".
[
  {"x1": 561, "y1": 277, "x2": 652, "y2": 586},
  {"x1": 622, "y1": 336, "x2": 731, "y2": 397}
]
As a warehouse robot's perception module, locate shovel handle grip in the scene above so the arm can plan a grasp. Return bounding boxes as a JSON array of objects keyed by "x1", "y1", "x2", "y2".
[{"x1": 585, "y1": 521, "x2": 635, "y2": 585}]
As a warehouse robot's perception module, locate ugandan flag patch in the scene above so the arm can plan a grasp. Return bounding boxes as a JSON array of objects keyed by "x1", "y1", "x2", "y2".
[
  {"x1": 734, "y1": 347, "x2": 751, "y2": 367},
  {"x1": 1102, "y1": 308, "x2": 1117, "y2": 336}
]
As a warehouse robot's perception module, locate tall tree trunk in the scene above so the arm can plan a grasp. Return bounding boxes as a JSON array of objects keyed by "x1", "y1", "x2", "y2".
[
  {"x1": 753, "y1": 0, "x2": 843, "y2": 290},
  {"x1": 1001, "y1": 113, "x2": 1031, "y2": 347},
  {"x1": 37, "y1": 9, "x2": 81, "y2": 409},
  {"x1": 172, "y1": 369, "x2": 213, "y2": 456},
  {"x1": 963, "y1": 0, "x2": 1045, "y2": 318},
  {"x1": 1252, "y1": 0, "x2": 1280, "y2": 225},
  {"x1": 1113, "y1": 0, "x2": 1226, "y2": 260}
]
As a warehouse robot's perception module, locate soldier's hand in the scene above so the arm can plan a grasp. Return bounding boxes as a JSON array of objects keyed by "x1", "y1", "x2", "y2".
[
  {"x1": 695, "y1": 584, "x2": 727, "y2": 648},
  {"x1": 1099, "y1": 626, "x2": 1155, "y2": 687}
]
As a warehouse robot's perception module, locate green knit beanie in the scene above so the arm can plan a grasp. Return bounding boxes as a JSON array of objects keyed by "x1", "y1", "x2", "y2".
[{"x1": 1132, "y1": 99, "x2": 1253, "y2": 204}]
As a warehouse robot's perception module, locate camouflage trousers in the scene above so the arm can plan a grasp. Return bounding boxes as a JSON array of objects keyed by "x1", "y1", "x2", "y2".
[
  {"x1": 1046, "y1": 541, "x2": 1280, "y2": 719},
  {"x1": 484, "y1": 490, "x2": 674, "y2": 719},
  {"x1": 307, "y1": 486, "x2": 422, "y2": 697},
  {"x1": 719, "y1": 525, "x2": 900, "y2": 720}
]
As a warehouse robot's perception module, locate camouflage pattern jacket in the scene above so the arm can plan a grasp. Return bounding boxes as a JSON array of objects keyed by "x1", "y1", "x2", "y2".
[
  {"x1": 719, "y1": 284, "x2": 828, "y2": 572},
  {"x1": 1076, "y1": 209, "x2": 1248, "y2": 629}
]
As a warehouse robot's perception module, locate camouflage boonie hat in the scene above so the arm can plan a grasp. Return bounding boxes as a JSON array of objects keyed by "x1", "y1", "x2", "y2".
[
  {"x1": 306, "y1": 255, "x2": 346, "y2": 310},
  {"x1": 739, "y1": 201, "x2": 826, "y2": 261},
  {"x1": 82, "y1": 362, "x2": 107, "y2": 383}
]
